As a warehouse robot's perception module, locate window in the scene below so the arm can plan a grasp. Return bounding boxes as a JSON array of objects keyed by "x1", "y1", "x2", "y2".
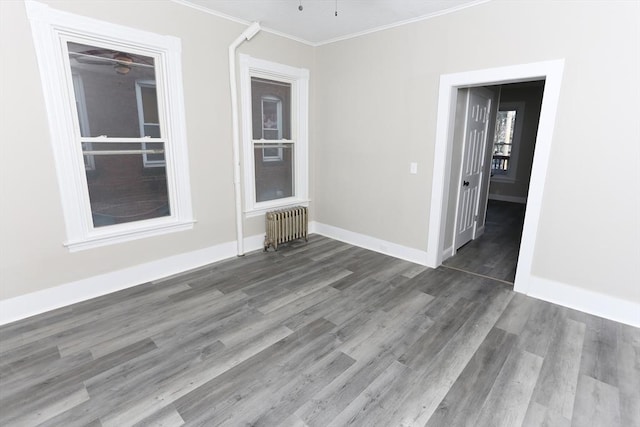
[
  {"x1": 27, "y1": 1, "x2": 193, "y2": 251},
  {"x1": 492, "y1": 110, "x2": 516, "y2": 173},
  {"x1": 239, "y1": 55, "x2": 309, "y2": 215},
  {"x1": 491, "y1": 102, "x2": 525, "y2": 183},
  {"x1": 252, "y1": 80, "x2": 292, "y2": 201}
]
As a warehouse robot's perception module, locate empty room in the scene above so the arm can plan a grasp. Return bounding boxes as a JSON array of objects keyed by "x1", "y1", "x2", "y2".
[{"x1": 0, "y1": 0, "x2": 638, "y2": 426}]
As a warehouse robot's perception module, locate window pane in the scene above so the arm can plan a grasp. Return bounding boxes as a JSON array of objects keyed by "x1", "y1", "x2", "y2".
[
  {"x1": 251, "y1": 77, "x2": 291, "y2": 140},
  {"x1": 68, "y1": 42, "x2": 158, "y2": 138},
  {"x1": 83, "y1": 147, "x2": 170, "y2": 227},
  {"x1": 254, "y1": 144, "x2": 294, "y2": 202},
  {"x1": 494, "y1": 110, "x2": 516, "y2": 149},
  {"x1": 492, "y1": 110, "x2": 517, "y2": 173}
]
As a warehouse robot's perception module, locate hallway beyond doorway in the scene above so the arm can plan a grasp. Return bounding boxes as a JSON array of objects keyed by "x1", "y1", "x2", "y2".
[{"x1": 443, "y1": 200, "x2": 525, "y2": 283}]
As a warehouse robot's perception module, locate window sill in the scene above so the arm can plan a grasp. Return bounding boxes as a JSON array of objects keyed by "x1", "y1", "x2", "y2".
[
  {"x1": 64, "y1": 219, "x2": 195, "y2": 252},
  {"x1": 244, "y1": 199, "x2": 310, "y2": 218}
]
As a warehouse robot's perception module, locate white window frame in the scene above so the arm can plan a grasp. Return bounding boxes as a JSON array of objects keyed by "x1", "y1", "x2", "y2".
[
  {"x1": 239, "y1": 54, "x2": 309, "y2": 217},
  {"x1": 491, "y1": 101, "x2": 525, "y2": 184},
  {"x1": 26, "y1": 1, "x2": 193, "y2": 251},
  {"x1": 135, "y1": 80, "x2": 165, "y2": 168}
]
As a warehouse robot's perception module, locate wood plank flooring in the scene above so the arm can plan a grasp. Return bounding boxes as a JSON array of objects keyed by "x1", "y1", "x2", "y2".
[
  {"x1": 0, "y1": 235, "x2": 638, "y2": 426},
  {"x1": 444, "y1": 200, "x2": 526, "y2": 283}
]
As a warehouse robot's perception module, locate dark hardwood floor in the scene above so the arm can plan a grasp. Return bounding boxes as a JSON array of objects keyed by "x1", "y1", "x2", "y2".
[
  {"x1": 0, "y1": 235, "x2": 638, "y2": 426},
  {"x1": 444, "y1": 199, "x2": 526, "y2": 283}
]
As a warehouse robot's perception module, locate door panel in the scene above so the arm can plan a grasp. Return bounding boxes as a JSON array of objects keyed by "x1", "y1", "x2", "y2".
[{"x1": 454, "y1": 89, "x2": 493, "y2": 250}]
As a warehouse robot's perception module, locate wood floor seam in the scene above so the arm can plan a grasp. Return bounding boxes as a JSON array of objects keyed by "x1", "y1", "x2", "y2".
[{"x1": 440, "y1": 264, "x2": 515, "y2": 285}]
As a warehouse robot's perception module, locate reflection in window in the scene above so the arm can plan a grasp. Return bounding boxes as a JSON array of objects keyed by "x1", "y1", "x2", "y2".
[
  {"x1": 254, "y1": 144, "x2": 294, "y2": 202},
  {"x1": 67, "y1": 42, "x2": 169, "y2": 227},
  {"x1": 251, "y1": 77, "x2": 293, "y2": 202},
  {"x1": 136, "y1": 81, "x2": 164, "y2": 166}
]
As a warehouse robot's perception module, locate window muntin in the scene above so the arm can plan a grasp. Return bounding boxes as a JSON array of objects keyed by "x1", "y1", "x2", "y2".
[
  {"x1": 71, "y1": 74, "x2": 94, "y2": 171},
  {"x1": 27, "y1": 1, "x2": 193, "y2": 250}
]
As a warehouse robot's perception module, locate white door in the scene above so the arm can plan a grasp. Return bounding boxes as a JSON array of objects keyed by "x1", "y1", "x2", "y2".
[{"x1": 454, "y1": 88, "x2": 493, "y2": 250}]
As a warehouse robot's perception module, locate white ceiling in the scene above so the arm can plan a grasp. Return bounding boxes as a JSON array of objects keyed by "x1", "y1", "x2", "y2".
[{"x1": 175, "y1": 0, "x2": 489, "y2": 45}]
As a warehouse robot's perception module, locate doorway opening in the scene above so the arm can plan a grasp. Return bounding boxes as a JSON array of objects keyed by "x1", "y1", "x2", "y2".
[
  {"x1": 444, "y1": 199, "x2": 526, "y2": 283},
  {"x1": 444, "y1": 81, "x2": 545, "y2": 284},
  {"x1": 426, "y1": 60, "x2": 565, "y2": 296}
]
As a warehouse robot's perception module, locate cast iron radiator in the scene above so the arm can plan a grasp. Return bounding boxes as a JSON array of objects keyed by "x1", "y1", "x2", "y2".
[{"x1": 264, "y1": 206, "x2": 308, "y2": 251}]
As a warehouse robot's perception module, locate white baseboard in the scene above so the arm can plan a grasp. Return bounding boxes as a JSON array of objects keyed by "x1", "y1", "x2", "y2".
[
  {"x1": 488, "y1": 194, "x2": 527, "y2": 204},
  {"x1": 442, "y1": 245, "x2": 454, "y2": 261},
  {"x1": 523, "y1": 276, "x2": 640, "y2": 328},
  {"x1": 243, "y1": 233, "x2": 265, "y2": 253},
  {"x1": 0, "y1": 234, "x2": 265, "y2": 325},
  {"x1": 4, "y1": 226, "x2": 638, "y2": 329},
  {"x1": 311, "y1": 221, "x2": 428, "y2": 266}
]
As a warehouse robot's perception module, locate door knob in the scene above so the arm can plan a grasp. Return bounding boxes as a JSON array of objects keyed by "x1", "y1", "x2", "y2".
[{"x1": 463, "y1": 181, "x2": 470, "y2": 186}]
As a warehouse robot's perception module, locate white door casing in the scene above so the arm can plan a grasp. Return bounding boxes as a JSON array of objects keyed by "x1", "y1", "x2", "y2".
[
  {"x1": 454, "y1": 88, "x2": 493, "y2": 250},
  {"x1": 426, "y1": 59, "x2": 565, "y2": 299}
]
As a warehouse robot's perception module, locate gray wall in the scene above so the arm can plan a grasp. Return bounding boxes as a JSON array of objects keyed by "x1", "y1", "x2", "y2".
[
  {"x1": 0, "y1": 0, "x2": 316, "y2": 300},
  {"x1": 313, "y1": 0, "x2": 639, "y2": 303}
]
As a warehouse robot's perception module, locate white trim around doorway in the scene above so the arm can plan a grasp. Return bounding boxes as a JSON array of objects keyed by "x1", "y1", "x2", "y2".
[{"x1": 426, "y1": 59, "x2": 565, "y2": 298}]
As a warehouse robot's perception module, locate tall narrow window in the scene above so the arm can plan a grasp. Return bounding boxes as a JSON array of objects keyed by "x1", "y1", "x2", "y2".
[
  {"x1": 27, "y1": 1, "x2": 193, "y2": 250},
  {"x1": 252, "y1": 79, "x2": 292, "y2": 202},
  {"x1": 240, "y1": 55, "x2": 309, "y2": 215},
  {"x1": 490, "y1": 102, "x2": 525, "y2": 183}
]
